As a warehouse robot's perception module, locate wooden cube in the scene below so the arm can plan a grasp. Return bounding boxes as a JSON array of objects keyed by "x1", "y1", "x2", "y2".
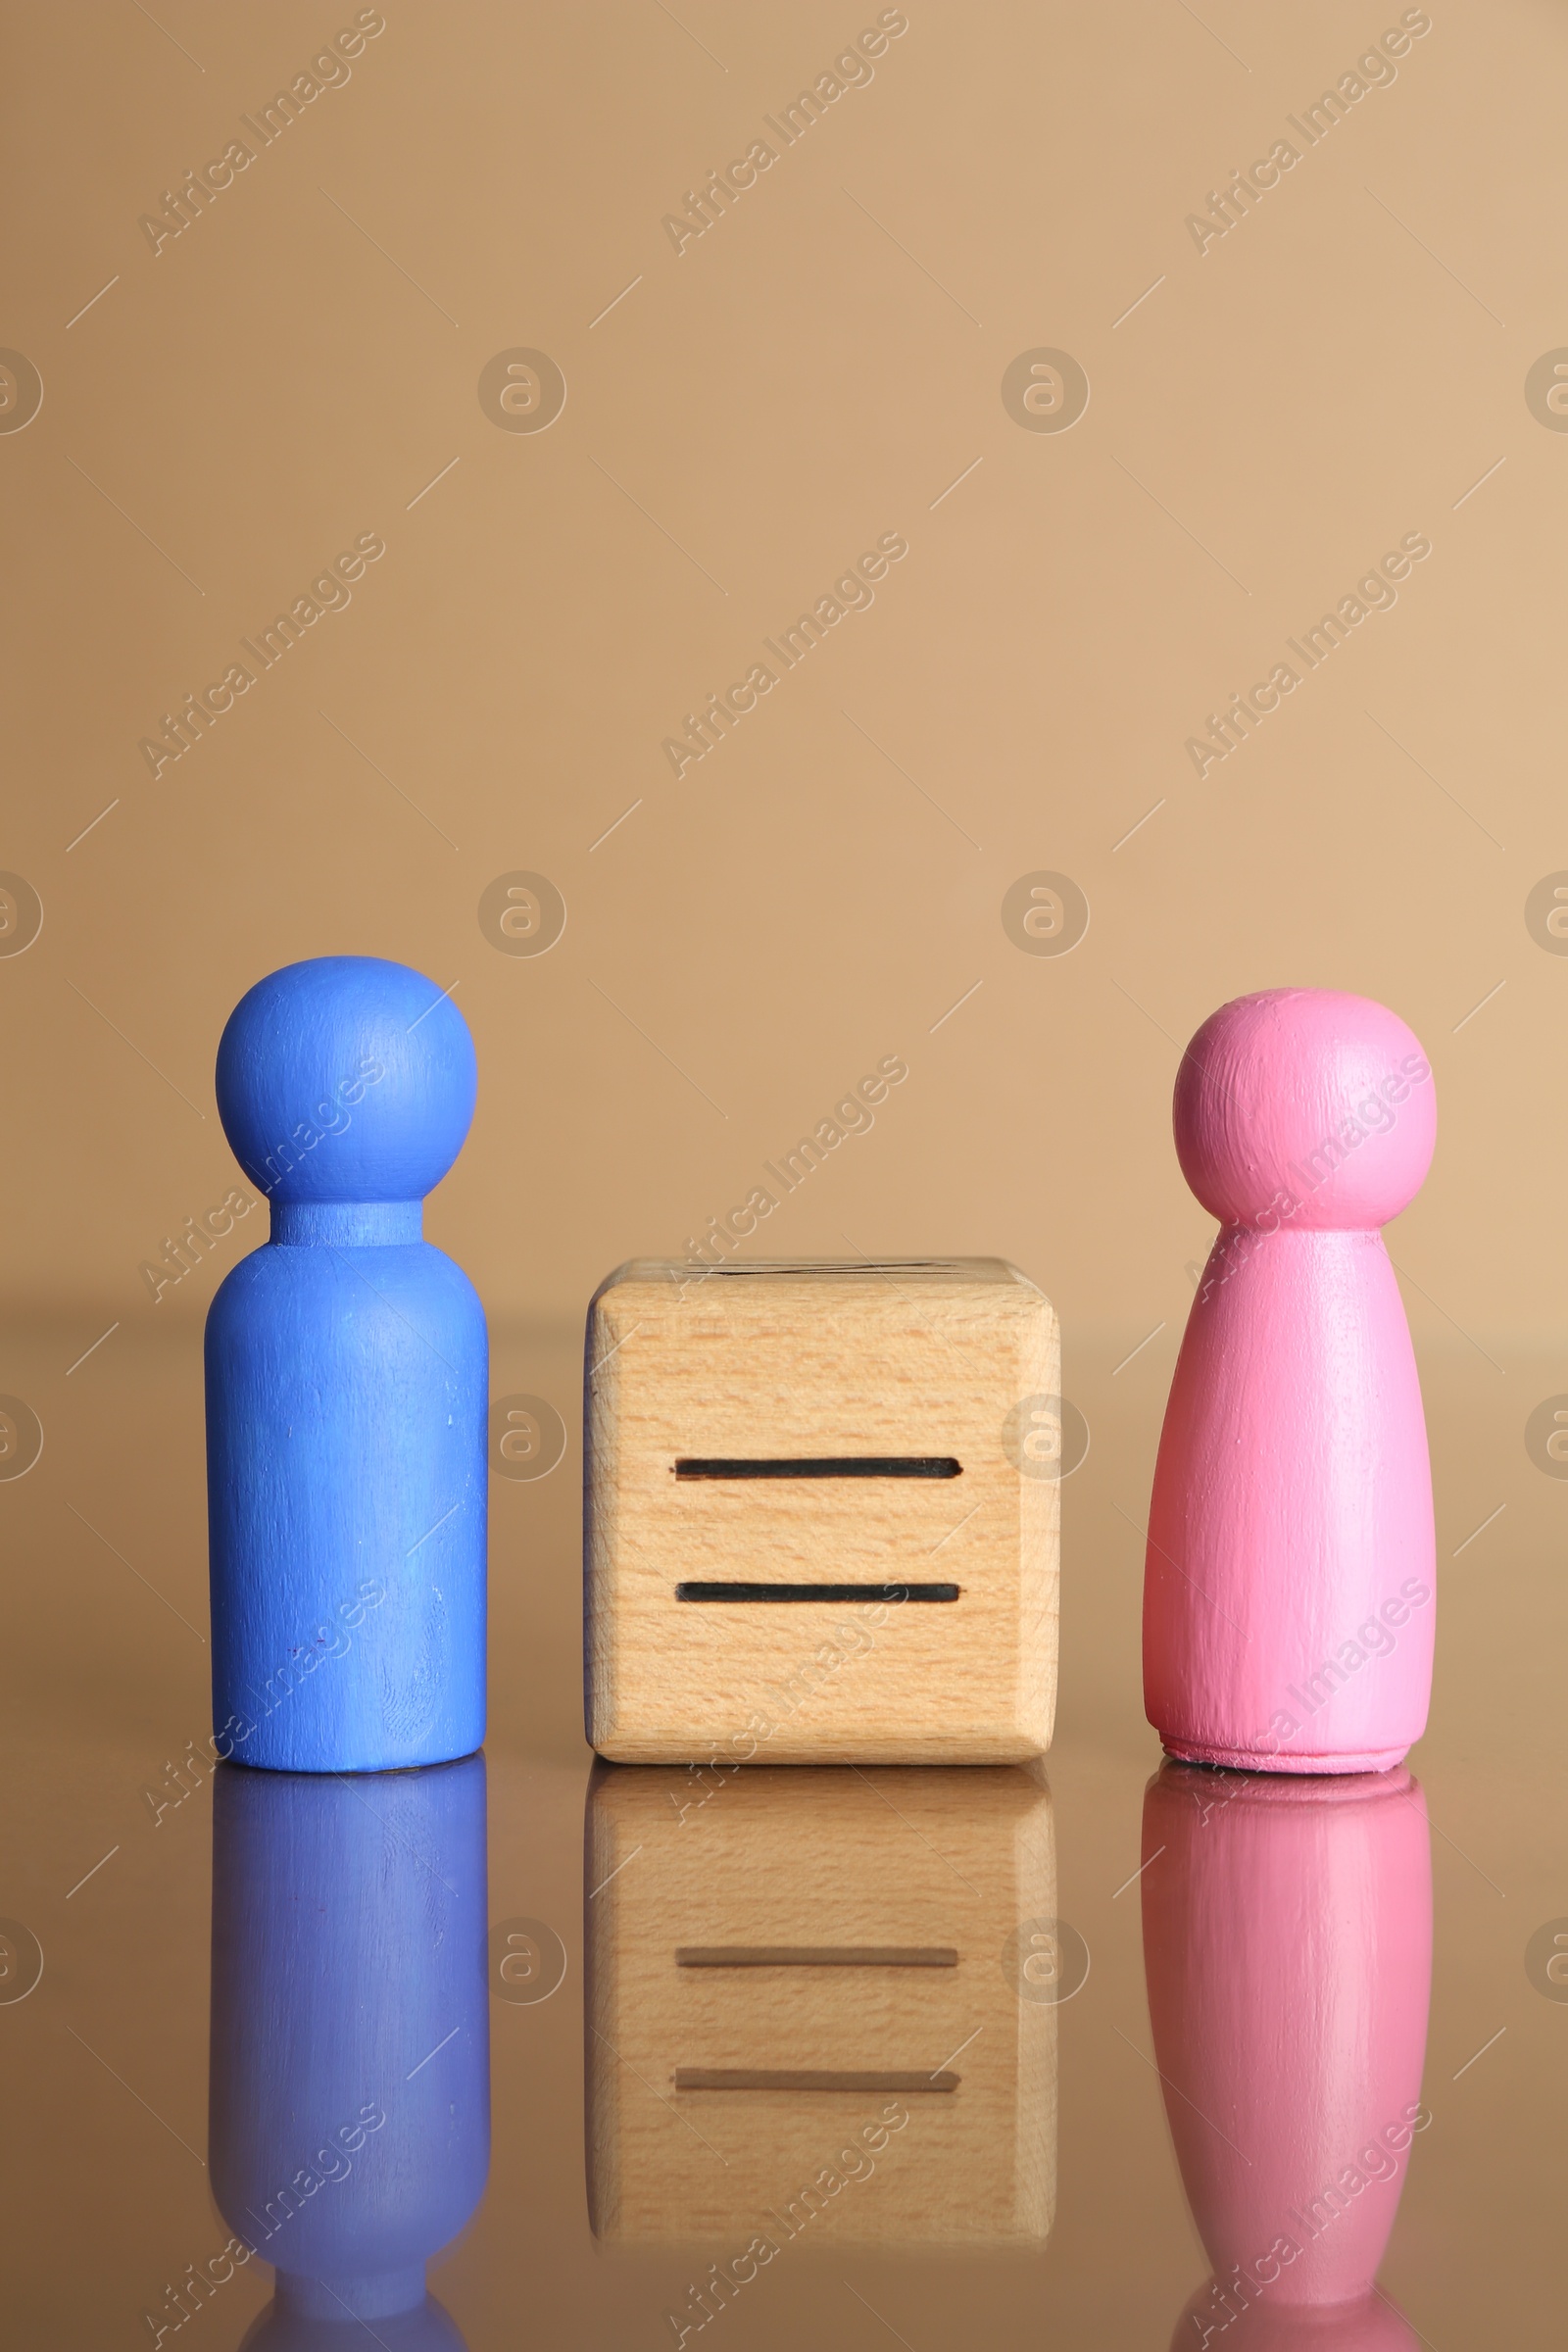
[
  {"x1": 585, "y1": 1763, "x2": 1056, "y2": 2247},
  {"x1": 584, "y1": 1257, "x2": 1058, "y2": 1764}
]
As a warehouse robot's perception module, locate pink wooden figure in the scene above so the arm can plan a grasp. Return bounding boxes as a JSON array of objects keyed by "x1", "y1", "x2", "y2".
[
  {"x1": 1143, "y1": 1762, "x2": 1432, "y2": 2350},
  {"x1": 1144, "y1": 989, "x2": 1437, "y2": 1774}
]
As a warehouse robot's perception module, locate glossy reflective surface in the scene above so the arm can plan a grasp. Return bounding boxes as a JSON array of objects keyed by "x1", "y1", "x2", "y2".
[{"x1": 1, "y1": 1323, "x2": 1561, "y2": 2344}]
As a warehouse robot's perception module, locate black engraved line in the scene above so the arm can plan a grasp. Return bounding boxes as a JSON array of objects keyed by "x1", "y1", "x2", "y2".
[
  {"x1": 674, "y1": 2068, "x2": 958, "y2": 2093},
  {"x1": 677, "y1": 1260, "x2": 962, "y2": 1277},
  {"x1": 674, "y1": 1456, "x2": 961, "y2": 1480},
  {"x1": 677, "y1": 1945, "x2": 957, "y2": 1968},
  {"x1": 675, "y1": 1581, "x2": 960, "y2": 1603}
]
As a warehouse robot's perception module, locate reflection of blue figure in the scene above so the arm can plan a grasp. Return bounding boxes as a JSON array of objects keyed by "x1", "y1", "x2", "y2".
[
  {"x1": 210, "y1": 1756, "x2": 490, "y2": 2347},
  {"x1": 206, "y1": 956, "x2": 487, "y2": 1774}
]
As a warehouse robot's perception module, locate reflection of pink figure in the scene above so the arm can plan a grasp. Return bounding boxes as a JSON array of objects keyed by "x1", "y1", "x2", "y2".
[
  {"x1": 1165, "y1": 2283, "x2": 1422, "y2": 2351},
  {"x1": 1144, "y1": 990, "x2": 1437, "y2": 1774},
  {"x1": 1142, "y1": 1764, "x2": 1431, "y2": 2350}
]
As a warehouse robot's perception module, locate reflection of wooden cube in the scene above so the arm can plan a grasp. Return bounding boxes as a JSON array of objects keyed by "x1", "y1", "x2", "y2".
[
  {"x1": 585, "y1": 1764, "x2": 1055, "y2": 2247},
  {"x1": 584, "y1": 1258, "x2": 1058, "y2": 1764}
]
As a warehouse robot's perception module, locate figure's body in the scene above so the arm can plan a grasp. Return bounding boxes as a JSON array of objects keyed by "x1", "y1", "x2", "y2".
[
  {"x1": 205, "y1": 956, "x2": 487, "y2": 1774},
  {"x1": 1144, "y1": 990, "x2": 1437, "y2": 1774}
]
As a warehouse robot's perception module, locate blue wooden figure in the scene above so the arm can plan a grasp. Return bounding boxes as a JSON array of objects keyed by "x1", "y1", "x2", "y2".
[
  {"x1": 209, "y1": 1754, "x2": 489, "y2": 2344},
  {"x1": 206, "y1": 956, "x2": 487, "y2": 1773}
]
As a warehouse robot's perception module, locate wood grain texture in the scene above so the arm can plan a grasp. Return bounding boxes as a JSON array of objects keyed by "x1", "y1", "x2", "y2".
[
  {"x1": 584, "y1": 1258, "x2": 1058, "y2": 1763},
  {"x1": 584, "y1": 1764, "x2": 1055, "y2": 2247}
]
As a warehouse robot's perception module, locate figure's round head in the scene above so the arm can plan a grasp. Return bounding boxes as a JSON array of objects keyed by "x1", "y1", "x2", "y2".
[
  {"x1": 216, "y1": 956, "x2": 476, "y2": 1203},
  {"x1": 1173, "y1": 989, "x2": 1435, "y2": 1231}
]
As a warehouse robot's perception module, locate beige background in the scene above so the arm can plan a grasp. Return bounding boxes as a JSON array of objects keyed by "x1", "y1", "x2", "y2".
[{"x1": 5, "y1": 0, "x2": 1566, "y2": 1367}]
